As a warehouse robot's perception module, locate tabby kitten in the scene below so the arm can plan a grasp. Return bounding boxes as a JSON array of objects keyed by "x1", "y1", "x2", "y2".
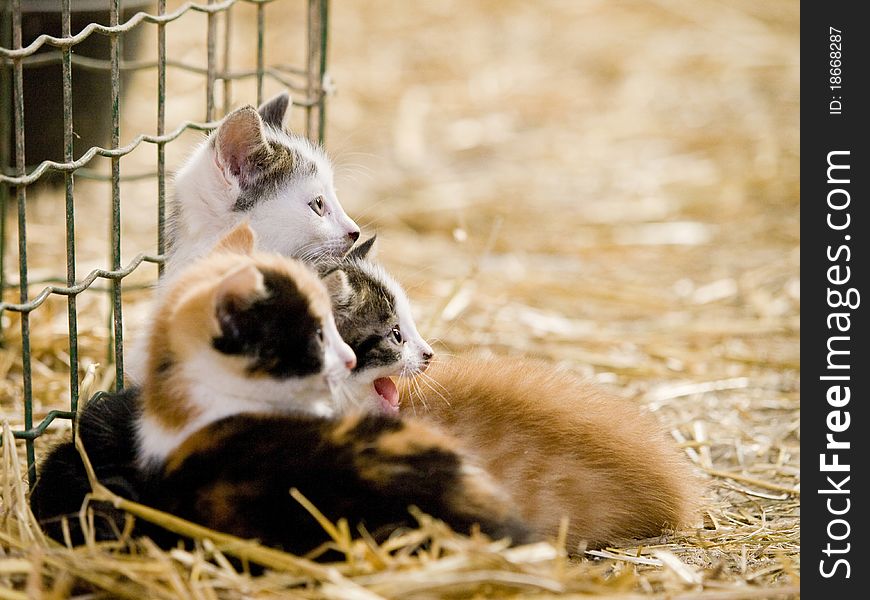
[
  {"x1": 317, "y1": 248, "x2": 700, "y2": 550},
  {"x1": 320, "y1": 236, "x2": 434, "y2": 414}
]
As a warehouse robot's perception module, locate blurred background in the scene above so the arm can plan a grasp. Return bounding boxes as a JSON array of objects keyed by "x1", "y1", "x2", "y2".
[{"x1": 2, "y1": 0, "x2": 799, "y2": 588}]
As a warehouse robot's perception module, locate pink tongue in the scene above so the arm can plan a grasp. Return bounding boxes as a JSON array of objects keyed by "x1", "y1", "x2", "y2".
[{"x1": 373, "y1": 377, "x2": 399, "y2": 414}]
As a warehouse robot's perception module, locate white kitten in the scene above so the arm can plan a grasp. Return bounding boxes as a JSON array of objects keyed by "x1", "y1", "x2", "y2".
[
  {"x1": 127, "y1": 94, "x2": 359, "y2": 385},
  {"x1": 165, "y1": 92, "x2": 359, "y2": 281}
]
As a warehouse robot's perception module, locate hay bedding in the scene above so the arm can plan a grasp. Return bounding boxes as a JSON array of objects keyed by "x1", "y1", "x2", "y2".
[{"x1": 1, "y1": 0, "x2": 798, "y2": 597}]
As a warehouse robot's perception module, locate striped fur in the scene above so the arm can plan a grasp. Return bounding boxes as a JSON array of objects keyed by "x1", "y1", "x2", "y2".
[{"x1": 321, "y1": 237, "x2": 434, "y2": 414}]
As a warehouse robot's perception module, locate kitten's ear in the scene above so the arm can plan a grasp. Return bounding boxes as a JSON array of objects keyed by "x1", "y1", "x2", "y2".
[
  {"x1": 213, "y1": 263, "x2": 267, "y2": 339},
  {"x1": 347, "y1": 235, "x2": 377, "y2": 261},
  {"x1": 215, "y1": 222, "x2": 256, "y2": 255},
  {"x1": 213, "y1": 106, "x2": 268, "y2": 186},
  {"x1": 322, "y1": 269, "x2": 353, "y2": 305},
  {"x1": 257, "y1": 92, "x2": 291, "y2": 129}
]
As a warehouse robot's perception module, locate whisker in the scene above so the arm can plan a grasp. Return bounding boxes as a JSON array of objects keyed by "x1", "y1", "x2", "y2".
[
  {"x1": 417, "y1": 372, "x2": 450, "y2": 408},
  {"x1": 331, "y1": 378, "x2": 357, "y2": 412},
  {"x1": 408, "y1": 373, "x2": 430, "y2": 412},
  {"x1": 398, "y1": 373, "x2": 419, "y2": 417},
  {"x1": 418, "y1": 368, "x2": 449, "y2": 394},
  {"x1": 348, "y1": 197, "x2": 391, "y2": 223}
]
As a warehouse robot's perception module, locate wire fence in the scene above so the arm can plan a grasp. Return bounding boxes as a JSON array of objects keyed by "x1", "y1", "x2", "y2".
[{"x1": 0, "y1": 0, "x2": 330, "y2": 484}]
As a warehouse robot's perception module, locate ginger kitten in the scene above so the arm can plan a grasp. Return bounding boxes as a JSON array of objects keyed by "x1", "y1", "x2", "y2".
[{"x1": 399, "y1": 357, "x2": 702, "y2": 551}]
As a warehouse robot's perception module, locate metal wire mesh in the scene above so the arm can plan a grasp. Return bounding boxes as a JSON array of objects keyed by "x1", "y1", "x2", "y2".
[{"x1": 0, "y1": 0, "x2": 330, "y2": 484}]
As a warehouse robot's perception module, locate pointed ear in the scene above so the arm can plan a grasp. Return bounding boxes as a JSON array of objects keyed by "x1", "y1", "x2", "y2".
[
  {"x1": 213, "y1": 106, "x2": 268, "y2": 185},
  {"x1": 321, "y1": 269, "x2": 352, "y2": 305},
  {"x1": 213, "y1": 263, "x2": 267, "y2": 341},
  {"x1": 347, "y1": 235, "x2": 377, "y2": 261},
  {"x1": 215, "y1": 222, "x2": 256, "y2": 255},
  {"x1": 257, "y1": 92, "x2": 291, "y2": 129}
]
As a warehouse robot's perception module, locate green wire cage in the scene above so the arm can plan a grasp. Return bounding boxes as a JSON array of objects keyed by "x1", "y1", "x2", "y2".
[{"x1": 0, "y1": 0, "x2": 330, "y2": 485}]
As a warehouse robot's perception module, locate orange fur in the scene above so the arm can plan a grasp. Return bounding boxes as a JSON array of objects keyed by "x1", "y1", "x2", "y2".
[
  {"x1": 399, "y1": 356, "x2": 702, "y2": 551},
  {"x1": 214, "y1": 220, "x2": 256, "y2": 254}
]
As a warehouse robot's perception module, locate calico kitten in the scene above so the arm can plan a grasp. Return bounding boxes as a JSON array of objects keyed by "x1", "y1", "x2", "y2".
[
  {"x1": 159, "y1": 411, "x2": 529, "y2": 555},
  {"x1": 134, "y1": 223, "x2": 357, "y2": 469},
  {"x1": 398, "y1": 357, "x2": 702, "y2": 551},
  {"x1": 31, "y1": 225, "x2": 530, "y2": 552},
  {"x1": 30, "y1": 232, "x2": 424, "y2": 543},
  {"x1": 31, "y1": 224, "x2": 356, "y2": 542},
  {"x1": 29, "y1": 388, "x2": 144, "y2": 544}
]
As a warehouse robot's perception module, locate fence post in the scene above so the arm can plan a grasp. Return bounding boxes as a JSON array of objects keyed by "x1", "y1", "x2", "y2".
[
  {"x1": 306, "y1": 0, "x2": 329, "y2": 142},
  {"x1": 61, "y1": 0, "x2": 81, "y2": 426},
  {"x1": 109, "y1": 0, "x2": 124, "y2": 391},
  {"x1": 0, "y1": 3, "x2": 10, "y2": 343}
]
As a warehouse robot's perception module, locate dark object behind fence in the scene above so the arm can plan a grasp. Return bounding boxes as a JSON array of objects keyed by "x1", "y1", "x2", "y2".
[{"x1": 3, "y1": 0, "x2": 151, "y2": 177}]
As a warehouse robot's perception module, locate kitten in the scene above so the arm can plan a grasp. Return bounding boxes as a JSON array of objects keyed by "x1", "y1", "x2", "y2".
[
  {"x1": 158, "y1": 412, "x2": 529, "y2": 555},
  {"x1": 166, "y1": 92, "x2": 360, "y2": 279},
  {"x1": 31, "y1": 224, "x2": 356, "y2": 541},
  {"x1": 30, "y1": 232, "x2": 424, "y2": 543},
  {"x1": 319, "y1": 252, "x2": 700, "y2": 550},
  {"x1": 126, "y1": 92, "x2": 360, "y2": 385},
  {"x1": 320, "y1": 236, "x2": 434, "y2": 414},
  {"x1": 286, "y1": 243, "x2": 700, "y2": 550},
  {"x1": 31, "y1": 225, "x2": 530, "y2": 553},
  {"x1": 398, "y1": 357, "x2": 702, "y2": 551},
  {"x1": 134, "y1": 223, "x2": 357, "y2": 469}
]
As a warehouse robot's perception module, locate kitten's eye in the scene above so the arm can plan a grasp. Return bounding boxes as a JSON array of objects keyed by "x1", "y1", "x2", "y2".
[
  {"x1": 308, "y1": 196, "x2": 325, "y2": 217},
  {"x1": 315, "y1": 327, "x2": 324, "y2": 343},
  {"x1": 390, "y1": 327, "x2": 404, "y2": 345}
]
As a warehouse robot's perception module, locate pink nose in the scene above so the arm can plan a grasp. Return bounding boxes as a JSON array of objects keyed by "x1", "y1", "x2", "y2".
[{"x1": 339, "y1": 343, "x2": 357, "y2": 370}]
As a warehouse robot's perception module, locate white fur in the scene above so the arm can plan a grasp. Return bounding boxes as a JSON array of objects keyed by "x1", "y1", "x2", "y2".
[
  {"x1": 166, "y1": 127, "x2": 358, "y2": 281},
  {"x1": 126, "y1": 124, "x2": 359, "y2": 385},
  {"x1": 322, "y1": 311, "x2": 357, "y2": 374}
]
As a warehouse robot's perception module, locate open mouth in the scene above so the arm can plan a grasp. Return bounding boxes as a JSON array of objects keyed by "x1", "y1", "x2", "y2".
[{"x1": 373, "y1": 377, "x2": 399, "y2": 414}]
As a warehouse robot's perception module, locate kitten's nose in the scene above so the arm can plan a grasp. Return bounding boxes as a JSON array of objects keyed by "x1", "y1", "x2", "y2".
[
  {"x1": 330, "y1": 336, "x2": 357, "y2": 372},
  {"x1": 420, "y1": 350, "x2": 434, "y2": 372},
  {"x1": 340, "y1": 343, "x2": 357, "y2": 371},
  {"x1": 347, "y1": 229, "x2": 360, "y2": 242}
]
